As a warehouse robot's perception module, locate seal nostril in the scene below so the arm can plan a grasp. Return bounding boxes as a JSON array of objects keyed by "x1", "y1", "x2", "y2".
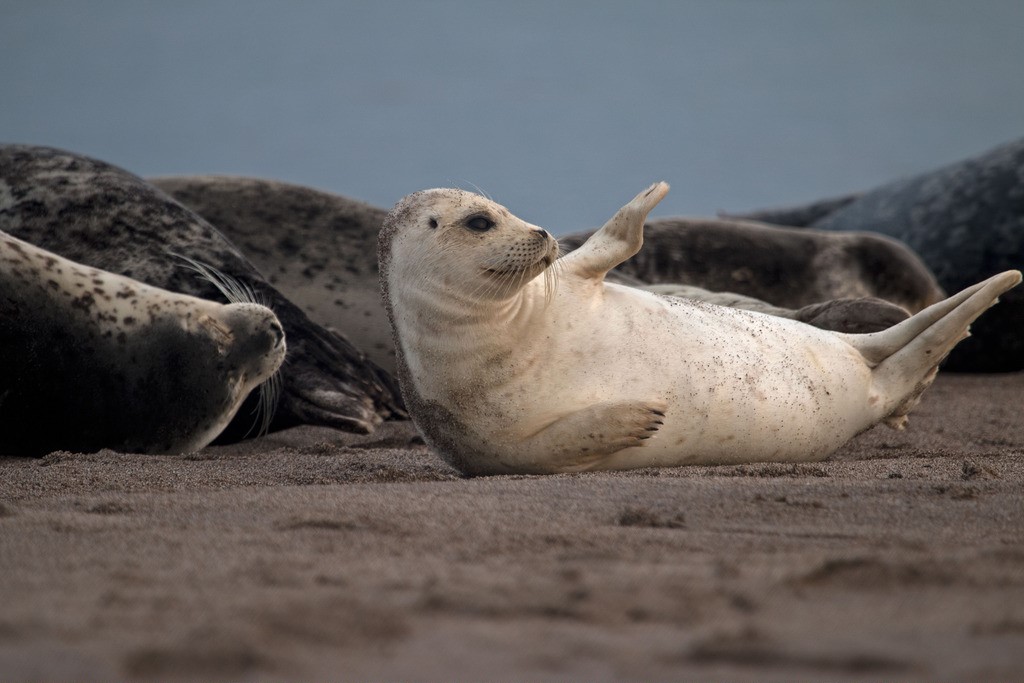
[{"x1": 270, "y1": 322, "x2": 284, "y2": 348}]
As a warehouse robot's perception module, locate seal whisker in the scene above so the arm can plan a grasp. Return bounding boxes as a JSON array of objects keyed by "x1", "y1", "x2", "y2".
[
  {"x1": 170, "y1": 251, "x2": 263, "y2": 307},
  {"x1": 253, "y1": 370, "x2": 282, "y2": 438},
  {"x1": 460, "y1": 180, "x2": 493, "y2": 201},
  {"x1": 543, "y1": 259, "x2": 560, "y2": 306}
]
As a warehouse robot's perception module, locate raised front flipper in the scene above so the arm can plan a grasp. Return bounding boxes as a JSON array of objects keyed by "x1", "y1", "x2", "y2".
[
  {"x1": 561, "y1": 182, "x2": 669, "y2": 281},
  {"x1": 507, "y1": 399, "x2": 667, "y2": 474}
]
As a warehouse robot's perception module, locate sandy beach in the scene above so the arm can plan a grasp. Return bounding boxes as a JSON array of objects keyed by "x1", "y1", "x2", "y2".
[{"x1": 1, "y1": 371, "x2": 1022, "y2": 681}]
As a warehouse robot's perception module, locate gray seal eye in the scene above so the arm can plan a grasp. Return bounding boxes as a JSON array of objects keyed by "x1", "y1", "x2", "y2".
[{"x1": 465, "y1": 215, "x2": 495, "y2": 232}]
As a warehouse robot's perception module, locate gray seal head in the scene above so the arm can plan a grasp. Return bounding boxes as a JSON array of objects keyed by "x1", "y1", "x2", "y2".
[{"x1": 0, "y1": 231, "x2": 286, "y2": 455}]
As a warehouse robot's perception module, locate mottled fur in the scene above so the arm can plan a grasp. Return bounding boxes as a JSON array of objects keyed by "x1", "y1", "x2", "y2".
[
  {"x1": 0, "y1": 145, "x2": 404, "y2": 438},
  {"x1": 0, "y1": 231, "x2": 285, "y2": 455}
]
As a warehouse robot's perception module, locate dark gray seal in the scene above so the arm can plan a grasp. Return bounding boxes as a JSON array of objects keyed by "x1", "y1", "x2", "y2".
[
  {"x1": 0, "y1": 230, "x2": 285, "y2": 456},
  {"x1": 150, "y1": 175, "x2": 393, "y2": 372},
  {"x1": 559, "y1": 216, "x2": 944, "y2": 322},
  {"x1": 729, "y1": 138, "x2": 1024, "y2": 371},
  {"x1": 0, "y1": 145, "x2": 404, "y2": 439}
]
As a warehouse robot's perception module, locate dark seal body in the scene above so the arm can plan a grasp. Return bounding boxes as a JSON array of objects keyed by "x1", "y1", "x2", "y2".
[
  {"x1": 0, "y1": 230, "x2": 285, "y2": 456},
  {"x1": 559, "y1": 217, "x2": 944, "y2": 313},
  {"x1": 0, "y1": 145, "x2": 404, "y2": 437},
  {"x1": 732, "y1": 138, "x2": 1024, "y2": 371},
  {"x1": 150, "y1": 175, "x2": 395, "y2": 374}
]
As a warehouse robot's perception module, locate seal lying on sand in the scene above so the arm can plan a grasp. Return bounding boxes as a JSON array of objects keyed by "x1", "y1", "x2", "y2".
[
  {"x1": 150, "y1": 175, "x2": 395, "y2": 372},
  {"x1": 0, "y1": 230, "x2": 285, "y2": 456},
  {"x1": 380, "y1": 183, "x2": 1019, "y2": 475},
  {"x1": 154, "y1": 176, "x2": 931, "y2": 373},
  {"x1": 559, "y1": 217, "x2": 944, "y2": 315},
  {"x1": 0, "y1": 145, "x2": 404, "y2": 439},
  {"x1": 636, "y1": 284, "x2": 911, "y2": 334},
  {"x1": 729, "y1": 138, "x2": 1024, "y2": 371}
]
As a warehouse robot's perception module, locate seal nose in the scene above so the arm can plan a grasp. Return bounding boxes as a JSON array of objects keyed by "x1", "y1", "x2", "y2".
[
  {"x1": 269, "y1": 321, "x2": 284, "y2": 348},
  {"x1": 532, "y1": 228, "x2": 550, "y2": 240}
]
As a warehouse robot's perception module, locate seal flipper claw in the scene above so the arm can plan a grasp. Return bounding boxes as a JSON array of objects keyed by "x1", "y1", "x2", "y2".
[{"x1": 561, "y1": 182, "x2": 669, "y2": 281}]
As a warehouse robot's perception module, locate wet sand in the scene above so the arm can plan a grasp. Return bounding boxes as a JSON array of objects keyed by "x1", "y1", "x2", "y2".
[{"x1": 1, "y1": 372, "x2": 1023, "y2": 681}]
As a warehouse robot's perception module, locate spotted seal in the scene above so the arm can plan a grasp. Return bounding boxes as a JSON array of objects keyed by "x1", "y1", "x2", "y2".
[
  {"x1": 379, "y1": 183, "x2": 1019, "y2": 475},
  {"x1": 0, "y1": 145, "x2": 404, "y2": 439},
  {"x1": 729, "y1": 138, "x2": 1024, "y2": 371},
  {"x1": 0, "y1": 230, "x2": 285, "y2": 455}
]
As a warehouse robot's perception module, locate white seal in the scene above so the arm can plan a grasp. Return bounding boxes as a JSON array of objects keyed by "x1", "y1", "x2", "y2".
[{"x1": 379, "y1": 183, "x2": 1021, "y2": 475}]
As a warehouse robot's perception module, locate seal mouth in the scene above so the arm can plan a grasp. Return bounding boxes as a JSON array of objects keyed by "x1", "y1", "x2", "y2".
[
  {"x1": 482, "y1": 240, "x2": 559, "y2": 277},
  {"x1": 482, "y1": 257, "x2": 553, "y2": 278}
]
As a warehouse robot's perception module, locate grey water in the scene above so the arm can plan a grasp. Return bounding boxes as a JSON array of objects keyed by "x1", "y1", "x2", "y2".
[{"x1": 2, "y1": 0, "x2": 1022, "y2": 233}]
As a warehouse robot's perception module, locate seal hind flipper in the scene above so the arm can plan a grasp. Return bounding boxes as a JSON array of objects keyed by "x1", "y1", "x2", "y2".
[
  {"x1": 844, "y1": 270, "x2": 1021, "y2": 426},
  {"x1": 844, "y1": 271, "x2": 1021, "y2": 366},
  {"x1": 561, "y1": 182, "x2": 669, "y2": 281}
]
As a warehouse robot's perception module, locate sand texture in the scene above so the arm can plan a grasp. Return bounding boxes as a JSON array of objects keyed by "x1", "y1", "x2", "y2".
[{"x1": 1, "y1": 372, "x2": 1023, "y2": 681}]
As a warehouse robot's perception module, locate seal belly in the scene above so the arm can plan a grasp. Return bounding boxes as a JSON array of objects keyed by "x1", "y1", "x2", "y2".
[{"x1": 551, "y1": 284, "x2": 875, "y2": 468}]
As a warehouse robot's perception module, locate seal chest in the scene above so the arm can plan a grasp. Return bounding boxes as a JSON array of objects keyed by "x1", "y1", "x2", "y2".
[
  {"x1": 380, "y1": 184, "x2": 1020, "y2": 475},
  {"x1": 0, "y1": 230, "x2": 287, "y2": 456}
]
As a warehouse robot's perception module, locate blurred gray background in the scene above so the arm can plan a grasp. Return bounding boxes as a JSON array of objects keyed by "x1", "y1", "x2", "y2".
[{"x1": 3, "y1": 0, "x2": 1022, "y2": 233}]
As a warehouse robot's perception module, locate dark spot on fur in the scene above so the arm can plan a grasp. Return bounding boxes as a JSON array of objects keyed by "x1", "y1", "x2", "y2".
[
  {"x1": 276, "y1": 235, "x2": 301, "y2": 256},
  {"x1": 71, "y1": 292, "x2": 95, "y2": 312}
]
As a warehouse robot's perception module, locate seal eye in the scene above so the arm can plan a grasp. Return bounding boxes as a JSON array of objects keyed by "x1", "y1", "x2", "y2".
[
  {"x1": 465, "y1": 215, "x2": 496, "y2": 232},
  {"x1": 428, "y1": 218, "x2": 438, "y2": 229}
]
